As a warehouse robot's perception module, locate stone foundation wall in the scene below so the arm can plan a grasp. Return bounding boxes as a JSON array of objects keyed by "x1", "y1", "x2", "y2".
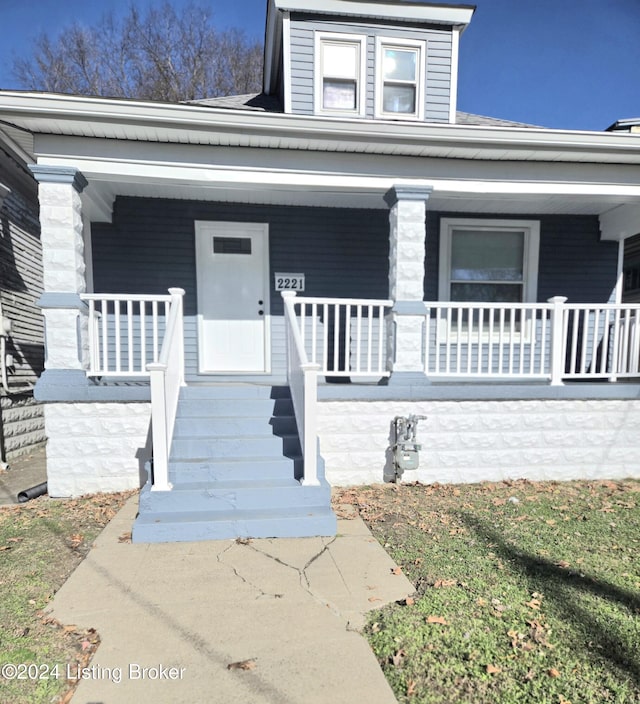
[
  {"x1": 317, "y1": 399, "x2": 640, "y2": 486},
  {"x1": 44, "y1": 402, "x2": 151, "y2": 497},
  {"x1": 1, "y1": 395, "x2": 44, "y2": 461}
]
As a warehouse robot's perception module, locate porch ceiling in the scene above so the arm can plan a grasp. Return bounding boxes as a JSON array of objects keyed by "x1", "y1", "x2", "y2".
[{"x1": 81, "y1": 176, "x2": 638, "y2": 223}]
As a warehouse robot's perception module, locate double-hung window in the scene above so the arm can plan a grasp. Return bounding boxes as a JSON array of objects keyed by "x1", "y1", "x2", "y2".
[
  {"x1": 376, "y1": 38, "x2": 425, "y2": 120},
  {"x1": 439, "y1": 219, "x2": 540, "y2": 303},
  {"x1": 315, "y1": 33, "x2": 366, "y2": 116}
]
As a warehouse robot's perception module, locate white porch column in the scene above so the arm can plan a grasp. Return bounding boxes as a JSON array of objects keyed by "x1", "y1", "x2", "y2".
[
  {"x1": 29, "y1": 165, "x2": 90, "y2": 397},
  {"x1": 384, "y1": 185, "x2": 433, "y2": 383}
]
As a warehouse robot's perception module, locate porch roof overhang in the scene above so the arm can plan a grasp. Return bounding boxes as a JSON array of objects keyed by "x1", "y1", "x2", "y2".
[{"x1": 1, "y1": 91, "x2": 640, "y2": 237}]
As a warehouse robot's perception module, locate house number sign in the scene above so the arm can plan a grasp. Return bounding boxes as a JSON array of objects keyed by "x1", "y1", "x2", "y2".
[{"x1": 274, "y1": 273, "x2": 305, "y2": 291}]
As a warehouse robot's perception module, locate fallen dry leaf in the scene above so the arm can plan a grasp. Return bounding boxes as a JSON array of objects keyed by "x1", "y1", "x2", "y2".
[
  {"x1": 407, "y1": 679, "x2": 418, "y2": 696},
  {"x1": 368, "y1": 596, "x2": 382, "y2": 602},
  {"x1": 548, "y1": 667, "x2": 561, "y2": 678},
  {"x1": 69, "y1": 533, "x2": 83, "y2": 547},
  {"x1": 486, "y1": 664, "x2": 501, "y2": 674},
  {"x1": 434, "y1": 579, "x2": 457, "y2": 588},
  {"x1": 391, "y1": 566, "x2": 403, "y2": 575},
  {"x1": 118, "y1": 532, "x2": 132, "y2": 543},
  {"x1": 426, "y1": 615, "x2": 448, "y2": 625},
  {"x1": 227, "y1": 659, "x2": 257, "y2": 671}
]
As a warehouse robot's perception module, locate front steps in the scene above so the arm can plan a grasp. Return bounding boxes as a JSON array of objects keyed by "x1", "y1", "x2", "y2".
[{"x1": 132, "y1": 384, "x2": 336, "y2": 542}]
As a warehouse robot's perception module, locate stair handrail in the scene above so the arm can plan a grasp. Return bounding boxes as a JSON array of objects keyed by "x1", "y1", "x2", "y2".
[
  {"x1": 147, "y1": 288, "x2": 186, "y2": 491},
  {"x1": 282, "y1": 291, "x2": 320, "y2": 486}
]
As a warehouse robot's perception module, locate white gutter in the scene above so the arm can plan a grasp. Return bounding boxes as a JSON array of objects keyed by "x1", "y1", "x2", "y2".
[{"x1": 0, "y1": 91, "x2": 640, "y2": 163}]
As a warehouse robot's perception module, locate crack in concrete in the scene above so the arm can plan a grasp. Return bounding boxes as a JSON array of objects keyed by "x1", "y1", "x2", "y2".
[
  {"x1": 216, "y1": 542, "x2": 286, "y2": 601},
  {"x1": 215, "y1": 538, "x2": 370, "y2": 631},
  {"x1": 247, "y1": 538, "x2": 355, "y2": 626}
]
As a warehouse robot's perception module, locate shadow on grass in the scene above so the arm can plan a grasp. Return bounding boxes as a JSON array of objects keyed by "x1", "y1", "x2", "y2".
[{"x1": 459, "y1": 512, "x2": 640, "y2": 685}]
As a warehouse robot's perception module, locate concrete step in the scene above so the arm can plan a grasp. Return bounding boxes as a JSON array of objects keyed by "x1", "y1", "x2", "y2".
[
  {"x1": 176, "y1": 397, "x2": 293, "y2": 418},
  {"x1": 139, "y1": 478, "x2": 331, "y2": 513},
  {"x1": 173, "y1": 416, "x2": 276, "y2": 437},
  {"x1": 170, "y1": 434, "x2": 284, "y2": 460},
  {"x1": 180, "y1": 385, "x2": 290, "y2": 400},
  {"x1": 132, "y1": 505, "x2": 337, "y2": 543},
  {"x1": 169, "y1": 457, "x2": 296, "y2": 483},
  {"x1": 177, "y1": 398, "x2": 274, "y2": 418}
]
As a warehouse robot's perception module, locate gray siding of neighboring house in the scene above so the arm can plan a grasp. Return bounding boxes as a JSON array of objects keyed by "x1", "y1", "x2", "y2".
[
  {"x1": 289, "y1": 13, "x2": 452, "y2": 122},
  {"x1": 0, "y1": 143, "x2": 45, "y2": 461},
  {"x1": 91, "y1": 199, "x2": 618, "y2": 380}
]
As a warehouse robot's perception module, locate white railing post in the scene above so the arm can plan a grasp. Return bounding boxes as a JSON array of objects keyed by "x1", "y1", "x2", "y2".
[
  {"x1": 282, "y1": 291, "x2": 322, "y2": 486},
  {"x1": 146, "y1": 287, "x2": 185, "y2": 492},
  {"x1": 302, "y1": 362, "x2": 320, "y2": 486},
  {"x1": 147, "y1": 361, "x2": 172, "y2": 491},
  {"x1": 168, "y1": 287, "x2": 186, "y2": 387},
  {"x1": 548, "y1": 296, "x2": 568, "y2": 386}
]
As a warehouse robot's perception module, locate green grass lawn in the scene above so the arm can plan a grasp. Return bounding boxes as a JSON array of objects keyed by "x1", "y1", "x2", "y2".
[
  {"x1": 335, "y1": 479, "x2": 640, "y2": 704},
  {"x1": 0, "y1": 492, "x2": 133, "y2": 704}
]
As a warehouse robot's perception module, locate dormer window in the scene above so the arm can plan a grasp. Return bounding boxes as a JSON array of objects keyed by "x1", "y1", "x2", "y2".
[
  {"x1": 376, "y1": 38, "x2": 425, "y2": 120},
  {"x1": 315, "y1": 33, "x2": 366, "y2": 116}
]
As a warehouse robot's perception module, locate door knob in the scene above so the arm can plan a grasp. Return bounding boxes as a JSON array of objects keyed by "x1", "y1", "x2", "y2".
[
  {"x1": 258, "y1": 310, "x2": 264, "y2": 316},
  {"x1": 258, "y1": 300, "x2": 264, "y2": 305}
]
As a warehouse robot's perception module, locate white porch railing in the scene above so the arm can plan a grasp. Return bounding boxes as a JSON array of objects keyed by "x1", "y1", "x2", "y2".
[
  {"x1": 282, "y1": 292, "x2": 393, "y2": 486},
  {"x1": 146, "y1": 288, "x2": 186, "y2": 491},
  {"x1": 82, "y1": 292, "x2": 173, "y2": 376},
  {"x1": 287, "y1": 294, "x2": 393, "y2": 378},
  {"x1": 282, "y1": 292, "x2": 320, "y2": 486},
  {"x1": 424, "y1": 298, "x2": 640, "y2": 384},
  {"x1": 562, "y1": 303, "x2": 640, "y2": 381}
]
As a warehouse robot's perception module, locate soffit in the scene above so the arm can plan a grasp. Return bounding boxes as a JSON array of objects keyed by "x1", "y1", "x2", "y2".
[
  {"x1": 17, "y1": 115, "x2": 640, "y2": 165},
  {"x1": 2, "y1": 93, "x2": 640, "y2": 166}
]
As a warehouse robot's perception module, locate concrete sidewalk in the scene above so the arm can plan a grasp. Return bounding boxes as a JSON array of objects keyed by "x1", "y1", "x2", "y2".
[
  {"x1": 0, "y1": 446, "x2": 47, "y2": 505},
  {"x1": 50, "y1": 496, "x2": 414, "y2": 704}
]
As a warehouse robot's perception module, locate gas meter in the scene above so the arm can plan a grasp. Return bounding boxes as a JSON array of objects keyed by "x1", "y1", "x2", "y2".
[{"x1": 392, "y1": 414, "x2": 426, "y2": 479}]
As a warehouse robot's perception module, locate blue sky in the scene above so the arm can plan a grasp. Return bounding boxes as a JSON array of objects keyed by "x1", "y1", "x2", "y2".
[{"x1": 0, "y1": 0, "x2": 638, "y2": 131}]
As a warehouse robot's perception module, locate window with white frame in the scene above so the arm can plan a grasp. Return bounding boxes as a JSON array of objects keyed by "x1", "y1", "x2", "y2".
[
  {"x1": 376, "y1": 38, "x2": 425, "y2": 119},
  {"x1": 315, "y1": 33, "x2": 366, "y2": 116},
  {"x1": 439, "y1": 219, "x2": 540, "y2": 303}
]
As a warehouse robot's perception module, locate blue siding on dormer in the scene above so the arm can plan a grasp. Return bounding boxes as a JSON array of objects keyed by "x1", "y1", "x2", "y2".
[{"x1": 288, "y1": 13, "x2": 452, "y2": 122}]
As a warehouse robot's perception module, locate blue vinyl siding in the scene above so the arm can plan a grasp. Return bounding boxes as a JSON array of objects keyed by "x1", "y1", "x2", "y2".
[
  {"x1": 288, "y1": 13, "x2": 452, "y2": 122},
  {"x1": 425, "y1": 212, "x2": 618, "y2": 304},
  {"x1": 92, "y1": 197, "x2": 390, "y2": 379},
  {"x1": 91, "y1": 200, "x2": 618, "y2": 379}
]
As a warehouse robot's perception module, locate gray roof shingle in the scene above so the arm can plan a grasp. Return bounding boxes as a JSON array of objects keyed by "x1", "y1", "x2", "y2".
[{"x1": 187, "y1": 93, "x2": 542, "y2": 128}]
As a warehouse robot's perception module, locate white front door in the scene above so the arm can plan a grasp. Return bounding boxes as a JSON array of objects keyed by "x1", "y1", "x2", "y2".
[{"x1": 195, "y1": 221, "x2": 270, "y2": 373}]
